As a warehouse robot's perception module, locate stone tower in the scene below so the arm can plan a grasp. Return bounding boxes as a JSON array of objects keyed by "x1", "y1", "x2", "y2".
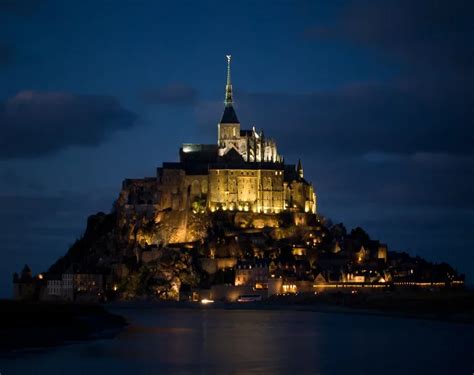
[{"x1": 217, "y1": 55, "x2": 241, "y2": 146}]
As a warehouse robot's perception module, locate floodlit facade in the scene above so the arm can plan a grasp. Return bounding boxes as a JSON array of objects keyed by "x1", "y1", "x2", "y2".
[{"x1": 118, "y1": 56, "x2": 316, "y2": 218}]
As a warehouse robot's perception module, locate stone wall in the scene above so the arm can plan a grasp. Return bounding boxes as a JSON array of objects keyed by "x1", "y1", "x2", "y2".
[
  {"x1": 234, "y1": 212, "x2": 281, "y2": 229},
  {"x1": 200, "y1": 257, "x2": 238, "y2": 274},
  {"x1": 208, "y1": 168, "x2": 284, "y2": 213}
]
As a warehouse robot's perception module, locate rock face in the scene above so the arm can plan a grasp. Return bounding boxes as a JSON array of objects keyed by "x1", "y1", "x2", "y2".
[
  {"x1": 48, "y1": 210, "x2": 204, "y2": 301},
  {"x1": 120, "y1": 247, "x2": 198, "y2": 300},
  {"x1": 49, "y1": 212, "x2": 121, "y2": 273},
  {"x1": 45, "y1": 205, "x2": 466, "y2": 301},
  {"x1": 117, "y1": 205, "x2": 210, "y2": 246},
  {"x1": 47, "y1": 205, "x2": 322, "y2": 301}
]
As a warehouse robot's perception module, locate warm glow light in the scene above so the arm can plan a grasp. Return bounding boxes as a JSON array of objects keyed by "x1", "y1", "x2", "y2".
[
  {"x1": 312, "y1": 283, "x2": 389, "y2": 289},
  {"x1": 282, "y1": 284, "x2": 297, "y2": 293},
  {"x1": 201, "y1": 298, "x2": 214, "y2": 304},
  {"x1": 38, "y1": 274, "x2": 43, "y2": 280}
]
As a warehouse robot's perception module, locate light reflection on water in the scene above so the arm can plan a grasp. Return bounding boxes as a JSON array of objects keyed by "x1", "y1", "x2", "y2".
[{"x1": 2, "y1": 307, "x2": 474, "y2": 374}]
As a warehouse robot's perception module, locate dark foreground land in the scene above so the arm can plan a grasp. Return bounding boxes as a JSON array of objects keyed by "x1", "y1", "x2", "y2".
[{"x1": 0, "y1": 300, "x2": 127, "y2": 354}]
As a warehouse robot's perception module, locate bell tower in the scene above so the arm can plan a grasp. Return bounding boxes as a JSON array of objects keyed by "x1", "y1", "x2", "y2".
[{"x1": 218, "y1": 55, "x2": 240, "y2": 146}]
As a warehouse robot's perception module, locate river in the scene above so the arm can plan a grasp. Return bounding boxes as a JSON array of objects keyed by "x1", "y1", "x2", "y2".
[{"x1": 2, "y1": 306, "x2": 473, "y2": 374}]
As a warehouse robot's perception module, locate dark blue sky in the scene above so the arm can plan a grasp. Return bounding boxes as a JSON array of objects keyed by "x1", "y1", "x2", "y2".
[{"x1": 0, "y1": 0, "x2": 473, "y2": 296}]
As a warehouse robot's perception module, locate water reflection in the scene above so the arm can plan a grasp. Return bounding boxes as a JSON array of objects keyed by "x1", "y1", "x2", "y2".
[{"x1": 2, "y1": 307, "x2": 474, "y2": 375}]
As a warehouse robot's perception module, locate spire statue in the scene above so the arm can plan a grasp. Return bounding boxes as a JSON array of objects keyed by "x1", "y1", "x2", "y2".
[{"x1": 225, "y1": 54, "x2": 233, "y2": 106}]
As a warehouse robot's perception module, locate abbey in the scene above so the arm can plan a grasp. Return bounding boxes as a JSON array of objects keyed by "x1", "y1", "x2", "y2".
[
  {"x1": 119, "y1": 56, "x2": 316, "y2": 218},
  {"x1": 17, "y1": 60, "x2": 466, "y2": 306}
]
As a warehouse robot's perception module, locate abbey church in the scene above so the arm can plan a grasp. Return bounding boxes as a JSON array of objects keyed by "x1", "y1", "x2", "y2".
[{"x1": 118, "y1": 56, "x2": 316, "y2": 222}]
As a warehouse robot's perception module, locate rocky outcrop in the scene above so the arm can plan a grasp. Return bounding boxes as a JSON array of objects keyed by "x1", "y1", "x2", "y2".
[
  {"x1": 48, "y1": 210, "x2": 203, "y2": 301},
  {"x1": 120, "y1": 247, "x2": 198, "y2": 300},
  {"x1": 234, "y1": 212, "x2": 281, "y2": 229},
  {"x1": 118, "y1": 208, "x2": 210, "y2": 246},
  {"x1": 47, "y1": 204, "x2": 322, "y2": 301}
]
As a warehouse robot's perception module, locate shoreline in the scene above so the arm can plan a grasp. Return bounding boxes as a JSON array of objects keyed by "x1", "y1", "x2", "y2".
[
  {"x1": 108, "y1": 289, "x2": 474, "y2": 325},
  {"x1": 108, "y1": 300, "x2": 474, "y2": 325}
]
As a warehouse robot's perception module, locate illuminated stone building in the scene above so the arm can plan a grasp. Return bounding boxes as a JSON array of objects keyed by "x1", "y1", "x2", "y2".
[
  {"x1": 118, "y1": 56, "x2": 316, "y2": 221},
  {"x1": 235, "y1": 260, "x2": 270, "y2": 289}
]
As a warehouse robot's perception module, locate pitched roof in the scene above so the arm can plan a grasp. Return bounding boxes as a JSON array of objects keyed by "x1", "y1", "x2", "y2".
[
  {"x1": 222, "y1": 147, "x2": 244, "y2": 163},
  {"x1": 220, "y1": 105, "x2": 239, "y2": 124}
]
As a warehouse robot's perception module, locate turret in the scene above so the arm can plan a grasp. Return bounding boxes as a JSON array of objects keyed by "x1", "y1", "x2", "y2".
[
  {"x1": 297, "y1": 159, "x2": 304, "y2": 179},
  {"x1": 21, "y1": 264, "x2": 32, "y2": 279}
]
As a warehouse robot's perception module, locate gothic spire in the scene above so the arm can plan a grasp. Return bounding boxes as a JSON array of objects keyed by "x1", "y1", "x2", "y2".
[
  {"x1": 225, "y1": 54, "x2": 233, "y2": 106},
  {"x1": 220, "y1": 54, "x2": 239, "y2": 124},
  {"x1": 297, "y1": 159, "x2": 304, "y2": 179}
]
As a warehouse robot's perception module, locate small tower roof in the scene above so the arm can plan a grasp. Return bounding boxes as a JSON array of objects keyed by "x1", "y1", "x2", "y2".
[
  {"x1": 22, "y1": 264, "x2": 31, "y2": 274},
  {"x1": 297, "y1": 159, "x2": 304, "y2": 178},
  {"x1": 220, "y1": 105, "x2": 239, "y2": 123}
]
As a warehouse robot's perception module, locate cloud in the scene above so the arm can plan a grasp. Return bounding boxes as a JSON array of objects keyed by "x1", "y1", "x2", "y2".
[
  {"x1": 0, "y1": 91, "x2": 137, "y2": 159},
  {"x1": 320, "y1": 153, "x2": 474, "y2": 210},
  {"x1": 305, "y1": 0, "x2": 474, "y2": 79},
  {"x1": 224, "y1": 82, "x2": 472, "y2": 158},
  {"x1": 197, "y1": 2, "x2": 473, "y2": 158},
  {"x1": 139, "y1": 84, "x2": 198, "y2": 106}
]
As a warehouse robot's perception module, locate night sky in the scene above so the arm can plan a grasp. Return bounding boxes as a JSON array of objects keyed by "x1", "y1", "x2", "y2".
[{"x1": 0, "y1": 0, "x2": 473, "y2": 297}]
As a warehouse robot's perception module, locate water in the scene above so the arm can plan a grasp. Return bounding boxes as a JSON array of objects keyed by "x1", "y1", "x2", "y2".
[{"x1": 2, "y1": 306, "x2": 473, "y2": 374}]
